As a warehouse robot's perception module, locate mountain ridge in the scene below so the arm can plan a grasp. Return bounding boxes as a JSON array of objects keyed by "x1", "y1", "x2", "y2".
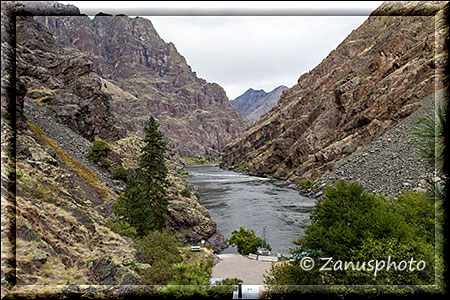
[{"x1": 230, "y1": 85, "x2": 288, "y2": 122}]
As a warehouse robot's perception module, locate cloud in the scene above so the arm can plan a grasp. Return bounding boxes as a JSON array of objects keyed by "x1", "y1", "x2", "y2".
[{"x1": 149, "y1": 16, "x2": 370, "y2": 99}]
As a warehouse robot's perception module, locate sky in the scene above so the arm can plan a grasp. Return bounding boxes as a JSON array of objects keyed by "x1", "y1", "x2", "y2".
[{"x1": 60, "y1": 1, "x2": 383, "y2": 99}]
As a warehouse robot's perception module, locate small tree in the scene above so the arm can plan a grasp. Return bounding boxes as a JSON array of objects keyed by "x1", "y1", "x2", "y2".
[
  {"x1": 113, "y1": 116, "x2": 170, "y2": 236},
  {"x1": 229, "y1": 226, "x2": 270, "y2": 255}
]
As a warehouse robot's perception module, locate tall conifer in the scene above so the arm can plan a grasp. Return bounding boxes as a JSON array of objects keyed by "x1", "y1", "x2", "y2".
[{"x1": 114, "y1": 116, "x2": 170, "y2": 236}]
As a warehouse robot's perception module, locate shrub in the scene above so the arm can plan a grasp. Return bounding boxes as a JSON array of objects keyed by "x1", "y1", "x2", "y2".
[
  {"x1": 159, "y1": 260, "x2": 211, "y2": 298},
  {"x1": 87, "y1": 138, "x2": 111, "y2": 163},
  {"x1": 134, "y1": 229, "x2": 182, "y2": 285},
  {"x1": 16, "y1": 172, "x2": 24, "y2": 181},
  {"x1": 106, "y1": 217, "x2": 137, "y2": 239},
  {"x1": 112, "y1": 165, "x2": 128, "y2": 182},
  {"x1": 179, "y1": 187, "x2": 192, "y2": 198}
]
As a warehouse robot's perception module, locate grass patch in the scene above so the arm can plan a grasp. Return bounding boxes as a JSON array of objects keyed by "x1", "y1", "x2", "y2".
[
  {"x1": 232, "y1": 162, "x2": 249, "y2": 171},
  {"x1": 298, "y1": 178, "x2": 314, "y2": 190},
  {"x1": 178, "y1": 170, "x2": 190, "y2": 177}
]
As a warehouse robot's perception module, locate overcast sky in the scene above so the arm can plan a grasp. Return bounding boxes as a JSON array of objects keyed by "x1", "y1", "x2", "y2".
[{"x1": 60, "y1": 1, "x2": 383, "y2": 99}]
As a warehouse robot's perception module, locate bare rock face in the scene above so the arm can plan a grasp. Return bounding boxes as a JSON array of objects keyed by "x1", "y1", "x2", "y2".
[
  {"x1": 16, "y1": 16, "x2": 124, "y2": 142},
  {"x1": 35, "y1": 14, "x2": 246, "y2": 158},
  {"x1": 221, "y1": 1, "x2": 448, "y2": 184},
  {"x1": 231, "y1": 85, "x2": 288, "y2": 123}
]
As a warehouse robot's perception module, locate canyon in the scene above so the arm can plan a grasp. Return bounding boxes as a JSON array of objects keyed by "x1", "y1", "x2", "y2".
[
  {"x1": 1, "y1": 1, "x2": 448, "y2": 298},
  {"x1": 221, "y1": 1, "x2": 448, "y2": 191}
]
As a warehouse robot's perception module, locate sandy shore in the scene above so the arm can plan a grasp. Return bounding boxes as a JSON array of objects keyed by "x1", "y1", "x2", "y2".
[{"x1": 211, "y1": 254, "x2": 280, "y2": 285}]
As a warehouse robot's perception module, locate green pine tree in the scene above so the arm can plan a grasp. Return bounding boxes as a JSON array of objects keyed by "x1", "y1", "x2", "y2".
[{"x1": 113, "y1": 116, "x2": 170, "y2": 237}]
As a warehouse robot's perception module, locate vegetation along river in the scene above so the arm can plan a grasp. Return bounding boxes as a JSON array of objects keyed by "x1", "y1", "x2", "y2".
[{"x1": 185, "y1": 164, "x2": 316, "y2": 255}]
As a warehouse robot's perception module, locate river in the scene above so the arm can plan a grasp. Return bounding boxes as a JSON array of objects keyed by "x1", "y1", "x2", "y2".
[{"x1": 184, "y1": 164, "x2": 316, "y2": 255}]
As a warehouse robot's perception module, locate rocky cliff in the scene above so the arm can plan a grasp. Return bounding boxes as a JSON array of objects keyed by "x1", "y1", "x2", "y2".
[
  {"x1": 2, "y1": 2, "x2": 228, "y2": 295},
  {"x1": 230, "y1": 86, "x2": 288, "y2": 123},
  {"x1": 221, "y1": 1, "x2": 448, "y2": 188},
  {"x1": 35, "y1": 13, "x2": 246, "y2": 158}
]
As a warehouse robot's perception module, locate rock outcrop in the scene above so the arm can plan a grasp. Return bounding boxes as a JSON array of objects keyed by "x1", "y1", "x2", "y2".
[
  {"x1": 221, "y1": 1, "x2": 448, "y2": 188},
  {"x1": 35, "y1": 13, "x2": 246, "y2": 158},
  {"x1": 16, "y1": 15, "x2": 124, "y2": 142},
  {"x1": 231, "y1": 86, "x2": 288, "y2": 122}
]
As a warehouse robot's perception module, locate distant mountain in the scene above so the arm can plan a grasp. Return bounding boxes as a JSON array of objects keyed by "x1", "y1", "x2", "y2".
[{"x1": 230, "y1": 85, "x2": 288, "y2": 122}]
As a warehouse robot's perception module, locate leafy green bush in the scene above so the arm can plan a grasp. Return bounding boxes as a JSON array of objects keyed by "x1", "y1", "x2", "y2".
[
  {"x1": 298, "y1": 178, "x2": 314, "y2": 190},
  {"x1": 229, "y1": 226, "x2": 270, "y2": 255},
  {"x1": 99, "y1": 157, "x2": 111, "y2": 168},
  {"x1": 134, "y1": 229, "x2": 181, "y2": 265},
  {"x1": 112, "y1": 165, "x2": 128, "y2": 182},
  {"x1": 87, "y1": 138, "x2": 111, "y2": 163},
  {"x1": 179, "y1": 187, "x2": 192, "y2": 198}
]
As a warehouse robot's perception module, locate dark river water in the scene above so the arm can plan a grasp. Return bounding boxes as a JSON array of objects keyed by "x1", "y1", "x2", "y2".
[{"x1": 185, "y1": 164, "x2": 316, "y2": 255}]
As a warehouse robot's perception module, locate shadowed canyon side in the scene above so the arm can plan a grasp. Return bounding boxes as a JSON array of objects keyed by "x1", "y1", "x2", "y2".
[
  {"x1": 36, "y1": 13, "x2": 246, "y2": 158},
  {"x1": 221, "y1": 1, "x2": 448, "y2": 185},
  {"x1": 2, "y1": 2, "x2": 229, "y2": 292},
  {"x1": 230, "y1": 85, "x2": 288, "y2": 123}
]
